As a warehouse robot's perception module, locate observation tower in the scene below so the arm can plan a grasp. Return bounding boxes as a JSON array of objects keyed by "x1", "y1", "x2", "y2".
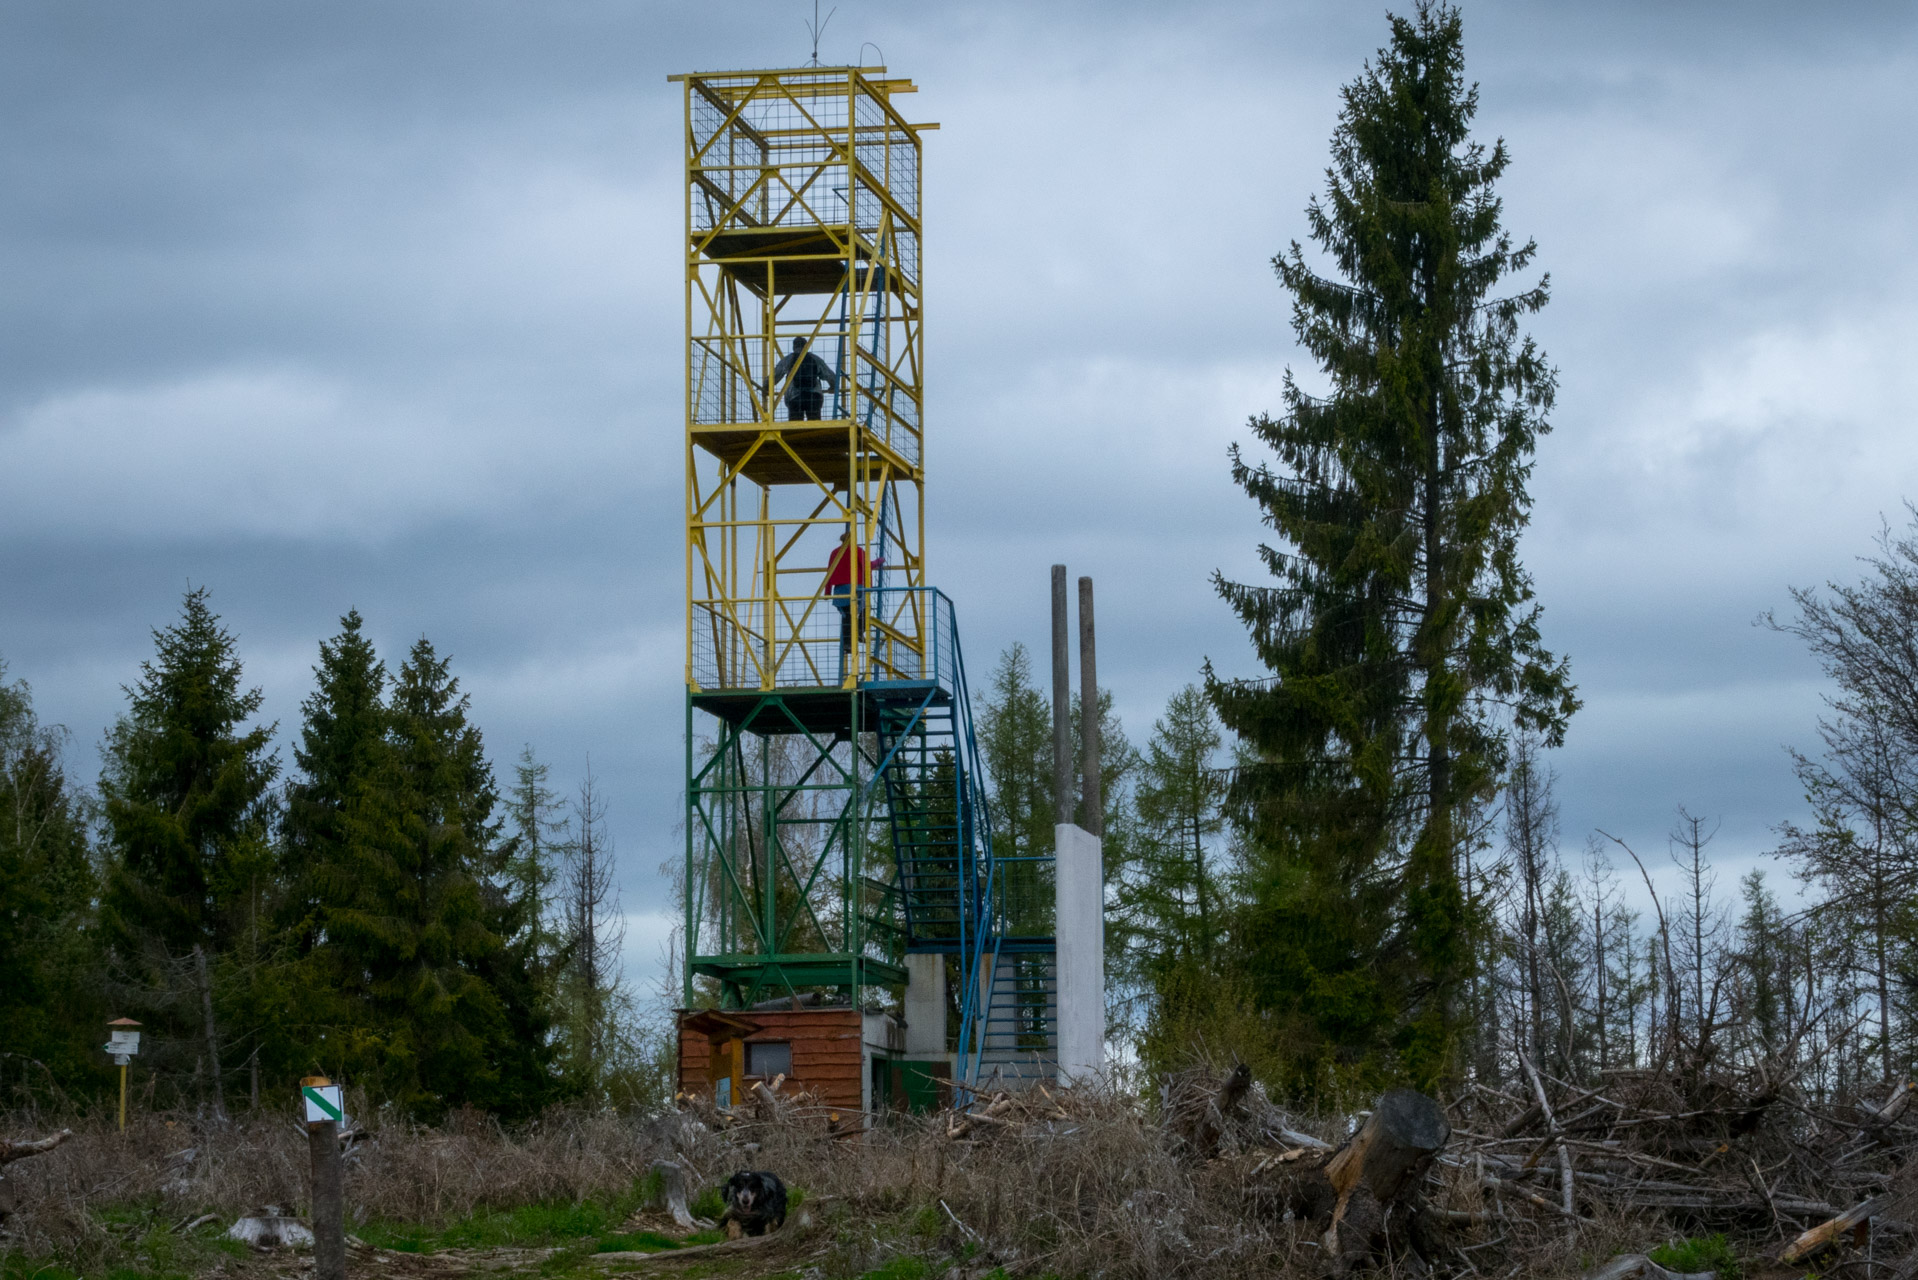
[{"x1": 671, "y1": 66, "x2": 1058, "y2": 1113}]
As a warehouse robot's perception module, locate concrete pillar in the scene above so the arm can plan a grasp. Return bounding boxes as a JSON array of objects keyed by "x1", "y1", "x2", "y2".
[
  {"x1": 903, "y1": 953, "x2": 947, "y2": 1057},
  {"x1": 1078, "y1": 576, "x2": 1100, "y2": 837},
  {"x1": 1054, "y1": 822, "x2": 1106, "y2": 1085},
  {"x1": 1050, "y1": 565, "x2": 1072, "y2": 825}
]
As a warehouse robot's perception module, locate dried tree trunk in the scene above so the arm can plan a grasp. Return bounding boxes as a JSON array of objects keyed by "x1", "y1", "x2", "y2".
[
  {"x1": 193, "y1": 945, "x2": 227, "y2": 1121},
  {"x1": 0, "y1": 1129, "x2": 73, "y2": 1231},
  {"x1": 1319, "y1": 1089, "x2": 1450, "y2": 1272},
  {"x1": 1519, "y1": 1048, "x2": 1576, "y2": 1237},
  {"x1": 1782, "y1": 1193, "x2": 1891, "y2": 1263},
  {"x1": 0, "y1": 1130, "x2": 73, "y2": 1164},
  {"x1": 1193, "y1": 1063, "x2": 1253, "y2": 1159}
]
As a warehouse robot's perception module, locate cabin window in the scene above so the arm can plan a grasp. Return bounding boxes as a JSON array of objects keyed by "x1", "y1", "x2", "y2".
[{"x1": 747, "y1": 1041, "x2": 792, "y2": 1078}]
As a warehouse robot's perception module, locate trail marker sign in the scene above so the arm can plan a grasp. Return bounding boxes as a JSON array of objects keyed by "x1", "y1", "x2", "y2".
[
  {"x1": 302, "y1": 1083, "x2": 344, "y2": 1125},
  {"x1": 107, "y1": 1018, "x2": 142, "y2": 1131}
]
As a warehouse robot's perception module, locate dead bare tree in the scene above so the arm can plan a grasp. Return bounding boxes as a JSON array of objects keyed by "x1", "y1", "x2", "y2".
[{"x1": 557, "y1": 762, "x2": 628, "y2": 1096}]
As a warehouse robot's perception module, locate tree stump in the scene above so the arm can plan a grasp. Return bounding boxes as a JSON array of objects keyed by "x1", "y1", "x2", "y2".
[
  {"x1": 651, "y1": 1160, "x2": 703, "y2": 1230},
  {"x1": 1317, "y1": 1090, "x2": 1450, "y2": 1274}
]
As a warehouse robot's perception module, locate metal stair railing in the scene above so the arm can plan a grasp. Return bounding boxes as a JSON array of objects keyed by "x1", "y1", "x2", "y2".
[{"x1": 860, "y1": 585, "x2": 1056, "y2": 1099}]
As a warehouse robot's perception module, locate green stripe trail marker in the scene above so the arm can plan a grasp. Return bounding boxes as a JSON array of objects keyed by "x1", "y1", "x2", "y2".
[{"x1": 302, "y1": 1084, "x2": 343, "y2": 1123}]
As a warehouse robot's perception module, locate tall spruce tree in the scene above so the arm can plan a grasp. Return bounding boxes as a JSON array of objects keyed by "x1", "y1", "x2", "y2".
[
  {"x1": 1210, "y1": 4, "x2": 1575, "y2": 1090},
  {"x1": 280, "y1": 611, "x2": 392, "y2": 1084},
  {"x1": 100, "y1": 588, "x2": 280, "y2": 1111},
  {"x1": 287, "y1": 622, "x2": 555, "y2": 1117}
]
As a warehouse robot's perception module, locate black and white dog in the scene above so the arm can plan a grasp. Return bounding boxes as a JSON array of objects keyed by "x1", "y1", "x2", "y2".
[{"x1": 719, "y1": 1170, "x2": 788, "y2": 1238}]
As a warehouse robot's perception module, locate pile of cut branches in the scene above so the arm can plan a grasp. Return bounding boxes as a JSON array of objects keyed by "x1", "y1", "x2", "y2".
[{"x1": 1445, "y1": 1054, "x2": 1918, "y2": 1278}]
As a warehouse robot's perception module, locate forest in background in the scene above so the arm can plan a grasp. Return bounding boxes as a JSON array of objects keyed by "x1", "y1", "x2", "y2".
[{"x1": 0, "y1": 590, "x2": 663, "y2": 1121}]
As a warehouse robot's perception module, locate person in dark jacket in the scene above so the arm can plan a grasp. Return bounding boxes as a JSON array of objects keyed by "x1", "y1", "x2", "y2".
[{"x1": 773, "y1": 336, "x2": 838, "y2": 420}]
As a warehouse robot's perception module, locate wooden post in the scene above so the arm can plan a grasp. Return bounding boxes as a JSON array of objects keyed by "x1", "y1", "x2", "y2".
[
  {"x1": 118, "y1": 1063, "x2": 128, "y2": 1132},
  {"x1": 1077, "y1": 575, "x2": 1100, "y2": 837},
  {"x1": 301, "y1": 1076, "x2": 346, "y2": 1280},
  {"x1": 1051, "y1": 565, "x2": 1071, "y2": 825}
]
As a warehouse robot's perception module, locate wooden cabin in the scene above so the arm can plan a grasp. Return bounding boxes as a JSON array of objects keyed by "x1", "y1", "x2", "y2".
[{"x1": 677, "y1": 1004, "x2": 907, "y2": 1116}]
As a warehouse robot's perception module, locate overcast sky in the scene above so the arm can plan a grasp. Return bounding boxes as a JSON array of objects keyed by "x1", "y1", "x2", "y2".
[{"x1": 4, "y1": 1, "x2": 1917, "y2": 992}]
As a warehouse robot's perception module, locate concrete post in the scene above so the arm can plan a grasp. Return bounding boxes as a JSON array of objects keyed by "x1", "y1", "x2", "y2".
[
  {"x1": 1054, "y1": 822, "x2": 1105, "y2": 1085},
  {"x1": 1078, "y1": 576, "x2": 1100, "y2": 837},
  {"x1": 1051, "y1": 565, "x2": 1071, "y2": 825},
  {"x1": 903, "y1": 954, "x2": 947, "y2": 1058}
]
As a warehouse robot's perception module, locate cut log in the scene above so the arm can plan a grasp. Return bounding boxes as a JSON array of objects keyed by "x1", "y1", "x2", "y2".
[
  {"x1": 1581, "y1": 1255, "x2": 1715, "y2": 1280},
  {"x1": 1781, "y1": 1192, "x2": 1891, "y2": 1263},
  {"x1": 749, "y1": 1074, "x2": 785, "y2": 1120},
  {"x1": 1323, "y1": 1182, "x2": 1382, "y2": 1273}
]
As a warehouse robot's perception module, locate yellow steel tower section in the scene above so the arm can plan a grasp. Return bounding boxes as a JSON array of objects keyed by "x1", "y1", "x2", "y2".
[
  {"x1": 677, "y1": 67, "x2": 936, "y2": 1007},
  {"x1": 679, "y1": 67, "x2": 928, "y2": 703}
]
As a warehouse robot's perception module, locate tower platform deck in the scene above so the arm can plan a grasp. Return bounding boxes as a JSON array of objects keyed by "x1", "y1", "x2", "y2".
[
  {"x1": 690, "y1": 679, "x2": 948, "y2": 737},
  {"x1": 690, "y1": 421, "x2": 921, "y2": 487}
]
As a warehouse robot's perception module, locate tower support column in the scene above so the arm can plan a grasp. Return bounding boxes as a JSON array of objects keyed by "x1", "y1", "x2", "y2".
[{"x1": 1054, "y1": 822, "x2": 1105, "y2": 1085}]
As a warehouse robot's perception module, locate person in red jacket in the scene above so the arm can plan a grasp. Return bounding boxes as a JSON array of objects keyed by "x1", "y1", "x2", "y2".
[{"x1": 823, "y1": 530, "x2": 879, "y2": 681}]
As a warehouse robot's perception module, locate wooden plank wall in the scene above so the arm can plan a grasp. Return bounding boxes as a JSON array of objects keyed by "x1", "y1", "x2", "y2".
[{"x1": 678, "y1": 1008, "x2": 866, "y2": 1111}]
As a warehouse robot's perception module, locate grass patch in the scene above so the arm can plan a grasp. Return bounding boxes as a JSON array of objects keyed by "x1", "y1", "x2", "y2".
[
  {"x1": 2, "y1": 1218, "x2": 241, "y2": 1280},
  {"x1": 357, "y1": 1178, "x2": 655, "y2": 1253},
  {"x1": 859, "y1": 1257, "x2": 931, "y2": 1280},
  {"x1": 1648, "y1": 1234, "x2": 1741, "y2": 1278},
  {"x1": 2, "y1": 1263, "x2": 84, "y2": 1280},
  {"x1": 595, "y1": 1231, "x2": 682, "y2": 1254},
  {"x1": 689, "y1": 1186, "x2": 726, "y2": 1222}
]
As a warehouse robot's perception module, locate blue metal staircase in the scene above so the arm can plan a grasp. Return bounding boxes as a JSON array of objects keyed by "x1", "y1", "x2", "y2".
[{"x1": 863, "y1": 587, "x2": 1056, "y2": 1090}]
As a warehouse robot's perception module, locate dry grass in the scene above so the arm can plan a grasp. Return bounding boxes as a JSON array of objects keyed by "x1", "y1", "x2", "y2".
[
  {"x1": 2, "y1": 1089, "x2": 1783, "y2": 1279},
  {"x1": 0, "y1": 1104, "x2": 675, "y2": 1271}
]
